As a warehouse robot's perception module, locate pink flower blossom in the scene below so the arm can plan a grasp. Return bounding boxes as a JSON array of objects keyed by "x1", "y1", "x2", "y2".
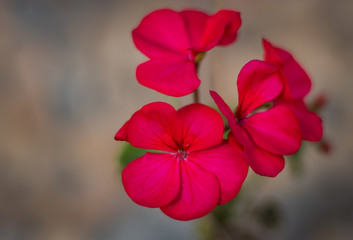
[
  {"x1": 262, "y1": 39, "x2": 323, "y2": 141},
  {"x1": 132, "y1": 9, "x2": 241, "y2": 97},
  {"x1": 115, "y1": 102, "x2": 248, "y2": 220},
  {"x1": 210, "y1": 60, "x2": 302, "y2": 177}
]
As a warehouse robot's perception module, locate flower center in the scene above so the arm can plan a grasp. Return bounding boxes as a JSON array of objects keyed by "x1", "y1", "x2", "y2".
[
  {"x1": 235, "y1": 102, "x2": 274, "y2": 123},
  {"x1": 175, "y1": 150, "x2": 188, "y2": 160},
  {"x1": 186, "y1": 49, "x2": 206, "y2": 64},
  {"x1": 186, "y1": 49, "x2": 198, "y2": 60}
]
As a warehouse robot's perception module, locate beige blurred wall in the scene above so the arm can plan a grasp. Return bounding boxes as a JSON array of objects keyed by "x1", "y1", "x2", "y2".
[{"x1": 0, "y1": 0, "x2": 352, "y2": 239}]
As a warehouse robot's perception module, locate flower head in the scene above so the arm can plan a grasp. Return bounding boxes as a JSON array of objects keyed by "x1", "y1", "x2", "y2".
[
  {"x1": 116, "y1": 102, "x2": 248, "y2": 220},
  {"x1": 132, "y1": 9, "x2": 241, "y2": 97},
  {"x1": 211, "y1": 60, "x2": 302, "y2": 177},
  {"x1": 262, "y1": 39, "x2": 323, "y2": 141}
]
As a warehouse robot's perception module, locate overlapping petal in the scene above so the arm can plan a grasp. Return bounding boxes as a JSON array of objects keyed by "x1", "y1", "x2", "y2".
[
  {"x1": 161, "y1": 159, "x2": 220, "y2": 221},
  {"x1": 229, "y1": 132, "x2": 285, "y2": 177},
  {"x1": 244, "y1": 105, "x2": 301, "y2": 155},
  {"x1": 263, "y1": 39, "x2": 311, "y2": 99},
  {"x1": 188, "y1": 141, "x2": 248, "y2": 204},
  {"x1": 288, "y1": 100, "x2": 323, "y2": 141},
  {"x1": 132, "y1": 9, "x2": 190, "y2": 58},
  {"x1": 213, "y1": 10, "x2": 242, "y2": 46},
  {"x1": 136, "y1": 58, "x2": 199, "y2": 97},
  {"x1": 122, "y1": 152, "x2": 180, "y2": 208},
  {"x1": 180, "y1": 10, "x2": 208, "y2": 49},
  {"x1": 175, "y1": 103, "x2": 224, "y2": 152},
  {"x1": 195, "y1": 14, "x2": 225, "y2": 51},
  {"x1": 126, "y1": 102, "x2": 178, "y2": 152},
  {"x1": 182, "y1": 9, "x2": 241, "y2": 51},
  {"x1": 236, "y1": 60, "x2": 283, "y2": 117}
]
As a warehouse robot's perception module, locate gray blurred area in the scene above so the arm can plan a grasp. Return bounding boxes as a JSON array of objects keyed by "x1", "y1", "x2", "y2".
[{"x1": 0, "y1": 0, "x2": 352, "y2": 239}]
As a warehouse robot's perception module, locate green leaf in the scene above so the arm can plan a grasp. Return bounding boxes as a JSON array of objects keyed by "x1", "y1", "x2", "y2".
[
  {"x1": 118, "y1": 143, "x2": 148, "y2": 169},
  {"x1": 117, "y1": 143, "x2": 165, "y2": 170}
]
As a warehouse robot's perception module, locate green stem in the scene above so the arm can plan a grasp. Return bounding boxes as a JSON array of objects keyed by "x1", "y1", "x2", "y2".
[{"x1": 193, "y1": 52, "x2": 206, "y2": 104}]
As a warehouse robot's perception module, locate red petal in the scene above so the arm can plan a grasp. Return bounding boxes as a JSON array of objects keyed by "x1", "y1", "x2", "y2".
[
  {"x1": 127, "y1": 102, "x2": 178, "y2": 151},
  {"x1": 196, "y1": 15, "x2": 225, "y2": 51},
  {"x1": 229, "y1": 128, "x2": 285, "y2": 177},
  {"x1": 132, "y1": 9, "x2": 190, "y2": 58},
  {"x1": 136, "y1": 58, "x2": 200, "y2": 97},
  {"x1": 188, "y1": 141, "x2": 248, "y2": 205},
  {"x1": 161, "y1": 159, "x2": 220, "y2": 220},
  {"x1": 209, "y1": 90, "x2": 238, "y2": 135},
  {"x1": 263, "y1": 39, "x2": 312, "y2": 99},
  {"x1": 180, "y1": 10, "x2": 241, "y2": 51},
  {"x1": 237, "y1": 60, "x2": 283, "y2": 117},
  {"x1": 115, "y1": 120, "x2": 130, "y2": 141},
  {"x1": 227, "y1": 130, "x2": 245, "y2": 152},
  {"x1": 213, "y1": 10, "x2": 242, "y2": 46},
  {"x1": 174, "y1": 103, "x2": 224, "y2": 152},
  {"x1": 122, "y1": 152, "x2": 180, "y2": 208},
  {"x1": 262, "y1": 38, "x2": 282, "y2": 65},
  {"x1": 290, "y1": 100, "x2": 323, "y2": 141},
  {"x1": 179, "y1": 10, "x2": 212, "y2": 50},
  {"x1": 244, "y1": 105, "x2": 301, "y2": 155}
]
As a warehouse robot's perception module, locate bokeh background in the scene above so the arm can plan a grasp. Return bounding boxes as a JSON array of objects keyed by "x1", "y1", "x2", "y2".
[{"x1": 1, "y1": 0, "x2": 352, "y2": 239}]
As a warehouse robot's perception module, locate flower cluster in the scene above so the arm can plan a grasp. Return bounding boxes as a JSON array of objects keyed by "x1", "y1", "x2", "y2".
[
  {"x1": 115, "y1": 8, "x2": 323, "y2": 221},
  {"x1": 133, "y1": 9, "x2": 241, "y2": 96}
]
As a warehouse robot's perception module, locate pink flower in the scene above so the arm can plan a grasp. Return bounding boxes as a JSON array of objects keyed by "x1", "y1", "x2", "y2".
[
  {"x1": 210, "y1": 60, "x2": 302, "y2": 177},
  {"x1": 132, "y1": 9, "x2": 241, "y2": 97},
  {"x1": 262, "y1": 39, "x2": 323, "y2": 141},
  {"x1": 115, "y1": 102, "x2": 248, "y2": 220}
]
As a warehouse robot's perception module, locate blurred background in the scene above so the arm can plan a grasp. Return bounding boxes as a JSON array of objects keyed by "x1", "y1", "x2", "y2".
[{"x1": 0, "y1": 0, "x2": 352, "y2": 239}]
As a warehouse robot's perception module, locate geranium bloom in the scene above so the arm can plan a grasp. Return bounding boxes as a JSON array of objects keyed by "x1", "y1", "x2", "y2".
[
  {"x1": 262, "y1": 39, "x2": 323, "y2": 141},
  {"x1": 132, "y1": 9, "x2": 241, "y2": 97},
  {"x1": 210, "y1": 60, "x2": 302, "y2": 177},
  {"x1": 115, "y1": 102, "x2": 248, "y2": 220}
]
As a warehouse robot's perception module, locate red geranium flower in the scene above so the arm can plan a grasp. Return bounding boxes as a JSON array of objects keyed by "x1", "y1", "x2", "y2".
[
  {"x1": 210, "y1": 60, "x2": 301, "y2": 177},
  {"x1": 262, "y1": 39, "x2": 323, "y2": 141},
  {"x1": 132, "y1": 9, "x2": 241, "y2": 97},
  {"x1": 115, "y1": 102, "x2": 248, "y2": 220}
]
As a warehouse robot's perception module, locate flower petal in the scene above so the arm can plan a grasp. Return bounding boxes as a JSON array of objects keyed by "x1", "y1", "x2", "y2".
[
  {"x1": 161, "y1": 160, "x2": 220, "y2": 221},
  {"x1": 229, "y1": 129, "x2": 284, "y2": 177},
  {"x1": 132, "y1": 9, "x2": 190, "y2": 58},
  {"x1": 173, "y1": 103, "x2": 224, "y2": 152},
  {"x1": 290, "y1": 100, "x2": 323, "y2": 141},
  {"x1": 180, "y1": 10, "x2": 239, "y2": 52},
  {"x1": 237, "y1": 60, "x2": 283, "y2": 117},
  {"x1": 244, "y1": 105, "x2": 301, "y2": 155},
  {"x1": 263, "y1": 39, "x2": 311, "y2": 99},
  {"x1": 122, "y1": 152, "x2": 180, "y2": 208},
  {"x1": 194, "y1": 13, "x2": 225, "y2": 51},
  {"x1": 127, "y1": 102, "x2": 178, "y2": 151},
  {"x1": 209, "y1": 90, "x2": 237, "y2": 134},
  {"x1": 188, "y1": 141, "x2": 248, "y2": 205},
  {"x1": 136, "y1": 58, "x2": 200, "y2": 97},
  {"x1": 179, "y1": 10, "x2": 211, "y2": 50},
  {"x1": 115, "y1": 120, "x2": 130, "y2": 141},
  {"x1": 213, "y1": 10, "x2": 242, "y2": 46}
]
